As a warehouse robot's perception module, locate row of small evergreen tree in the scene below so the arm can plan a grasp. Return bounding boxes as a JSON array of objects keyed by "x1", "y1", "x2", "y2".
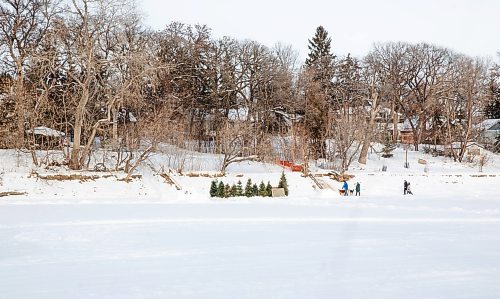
[{"x1": 210, "y1": 172, "x2": 288, "y2": 198}]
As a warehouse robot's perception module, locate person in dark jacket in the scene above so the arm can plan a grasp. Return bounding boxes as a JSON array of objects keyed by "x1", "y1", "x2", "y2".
[
  {"x1": 404, "y1": 180, "x2": 408, "y2": 195},
  {"x1": 343, "y1": 180, "x2": 349, "y2": 196},
  {"x1": 355, "y1": 182, "x2": 361, "y2": 196}
]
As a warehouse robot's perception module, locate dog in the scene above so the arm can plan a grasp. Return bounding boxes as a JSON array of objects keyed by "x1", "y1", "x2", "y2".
[{"x1": 349, "y1": 189, "x2": 354, "y2": 196}]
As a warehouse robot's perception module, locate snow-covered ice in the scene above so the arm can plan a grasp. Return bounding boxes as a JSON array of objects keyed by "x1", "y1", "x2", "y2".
[
  {"x1": 1, "y1": 147, "x2": 500, "y2": 298},
  {"x1": 2, "y1": 199, "x2": 500, "y2": 298}
]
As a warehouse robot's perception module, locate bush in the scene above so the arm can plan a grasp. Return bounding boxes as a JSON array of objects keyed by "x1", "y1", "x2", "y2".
[
  {"x1": 230, "y1": 184, "x2": 237, "y2": 197},
  {"x1": 224, "y1": 183, "x2": 231, "y2": 198},
  {"x1": 252, "y1": 183, "x2": 258, "y2": 196},
  {"x1": 278, "y1": 171, "x2": 289, "y2": 196},
  {"x1": 217, "y1": 181, "x2": 225, "y2": 198},
  {"x1": 209, "y1": 180, "x2": 218, "y2": 197},
  {"x1": 266, "y1": 181, "x2": 272, "y2": 197},
  {"x1": 244, "y1": 179, "x2": 253, "y2": 197},
  {"x1": 236, "y1": 180, "x2": 243, "y2": 196},
  {"x1": 209, "y1": 178, "x2": 277, "y2": 198},
  {"x1": 258, "y1": 181, "x2": 267, "y2": 197}
]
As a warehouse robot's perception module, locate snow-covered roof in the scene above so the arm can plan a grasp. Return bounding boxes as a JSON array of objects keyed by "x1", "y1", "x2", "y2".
[
  {"x1": 272, "y1": 108, "x2": 303, "y2": 125},
  {"x1": 479, "y1": 119, "x2": 500, "y2": 131},
  {"x1": 446, "y1": 141, "x2": 485, "y2": 149},
  {"x1": 26, "y1": 126, "x2": 65, "y2": 137}
]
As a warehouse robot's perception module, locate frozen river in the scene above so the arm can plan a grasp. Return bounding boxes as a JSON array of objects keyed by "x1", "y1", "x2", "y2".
[{"x1": 1, "y1": 199, "x2": 500, "y2": 298}]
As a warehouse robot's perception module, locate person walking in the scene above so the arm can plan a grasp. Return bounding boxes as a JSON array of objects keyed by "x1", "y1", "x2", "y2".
[
  {"x1": 343, "y1": 180, "x2": 349, "y2": 196},
  {"x1": 355, "y1": 182, "x2": 361, "y2": 196},
  {"x1": 407, "y1": 182, "x2": 413, "y2": 195},
  {"x1": 404, "y1": 180, "x2": 408, "y2": 195}
]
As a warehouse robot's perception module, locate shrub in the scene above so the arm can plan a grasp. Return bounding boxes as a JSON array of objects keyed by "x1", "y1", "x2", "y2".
[
  {"x1": 224, "y1": 183, "x2": 231, "y2": 198},
  {"x1": 252, "y1": 183, "x2": 259, "y2": 196},
  {"x1": 217, "y1": 181, "x2": 225, "y2": 197},
  {"x1": 244, "y1": 178, "x2": 253, "y2": 197},
  {"x1": 278, "y1": 171, "x2": 289, "y2": 196},
  {"x1": 258, "y1": 181, "x2": 267, "y2": 196},
  {"x1": 266, "y1": 181, "x2": 272, "y2": 197},
  {"x1": 236, "y1": 180, "x2": 243, "y2": 196},
  {"x1": 209, "y1": 180, "x2": 218, "y2": 197}
]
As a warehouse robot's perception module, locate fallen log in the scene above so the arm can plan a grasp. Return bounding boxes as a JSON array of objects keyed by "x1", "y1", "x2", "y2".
[{"x1": 0, "y1": 191, "x2": 27, "y2": 197}]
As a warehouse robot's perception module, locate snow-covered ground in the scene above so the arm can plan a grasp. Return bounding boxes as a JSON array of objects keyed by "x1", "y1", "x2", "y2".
[{"x1": 1, "y1": 147, "x2": 500, "y2": 298}]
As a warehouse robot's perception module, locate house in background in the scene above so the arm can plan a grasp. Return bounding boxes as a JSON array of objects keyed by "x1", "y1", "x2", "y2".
[
  {"x1": 479, "y1": 119, "x2": 500, "y2": 145},
  {"x1": 372, "y1": 107, "x2": 404, "y2": 141},
  {"x1": 444, "y1": 141, "x2": 486, "y2": 158},
  {"x1": 398, "y1": 118, "x2": 417, "y2": 145},
  {"x1": 25, "y1": 126, "x2": 66, "y2": 149}
]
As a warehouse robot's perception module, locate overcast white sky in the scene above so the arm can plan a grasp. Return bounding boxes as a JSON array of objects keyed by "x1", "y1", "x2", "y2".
[{"x1": 139, "y1": 0, "x2": 500, "y2": 60}]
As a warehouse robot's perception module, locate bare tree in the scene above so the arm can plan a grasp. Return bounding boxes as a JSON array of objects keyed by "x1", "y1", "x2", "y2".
[
  {"x1": 0, "y1": 0, "x2": 58, "y2": 147},
  {"x1": 217, "y1": 120, "x2": 258, "y2": 175},
  {"x1": 443, "y1": 55, "x2": 488, "y2": 161},
  {"x1": 52, "y1": 0, "x2": 151, "y2": 170}
]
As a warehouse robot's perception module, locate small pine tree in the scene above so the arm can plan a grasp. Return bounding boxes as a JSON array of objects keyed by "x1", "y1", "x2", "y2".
[
  {"x1": 278, "y1": 171, "x2": 289, "y2": 196},
  {"x1": 252, "y1": 183, "x2": 259, "y2": 196},
  {"x1": 244, "y1": 179, "x2": 253, "y2": 197},
  {"x1": 381, "y1": 136, "x2": 396, "y2": 158},
  {"x1": 209, "y1": 180, "x2": 218, "y2": 197},
  {"x1": 224, "y1": 183, "x2": 231, "y2": 198},
  {"x1": 266, "y1": 181, "x2": 272, "y2": 197},
  {"x1": 236, "y1": 180, "x2": 243, "y2": 196},
  {"x1": 217, "y1": 181, "x2": 225, "y2": 198},
  {"x1": 230, "y1": 184, "x2": 237, "y2": 197},
  {"x1": 258, "y1": 181, "x2": 267, "y2": 197}
]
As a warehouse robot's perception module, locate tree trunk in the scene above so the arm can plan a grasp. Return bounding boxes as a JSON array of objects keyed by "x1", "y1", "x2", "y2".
[
  {"x1": 358, "y1": 93, "x2": 379, "y2": 165},
  {"x1": 391, "y1": 101, "x2": 399, "y2": 142},
  {"x1": 112, "y1": 107, "x2": 118, "y2": 150},
  {"x1": 69, "y1": 90, "x2": 89, "y2": 170}
]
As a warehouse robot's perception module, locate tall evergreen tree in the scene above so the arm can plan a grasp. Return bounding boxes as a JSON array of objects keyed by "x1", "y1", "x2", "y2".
[
  {"x1": 304, "y1": 26, "x2": 336, "y2": 158},
  {"x1": 305, "y1": 26, "x2": 335, "y2": 70},
  {"x1": 335, "y1": 54, "x2": 363, "y2": 107},
  {"x1": 305, "y1": 26, "x2": 336, "y2": 88},
  {"x1": 485, "y1": 81, "x2": 500, "y2": 119}
]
